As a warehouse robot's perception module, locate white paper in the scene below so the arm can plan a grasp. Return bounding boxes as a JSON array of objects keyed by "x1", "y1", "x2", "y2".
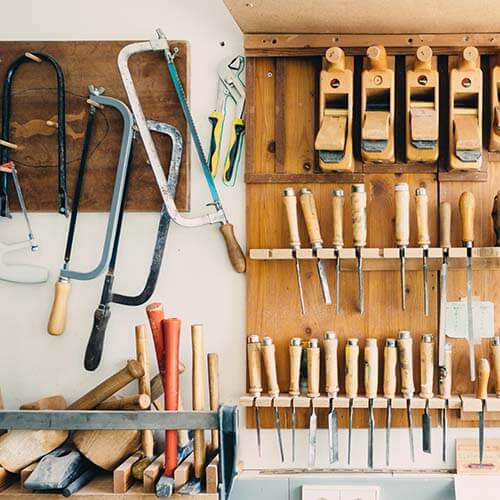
[{"x1": 445, "y1": 300, "x2": 494, "y2": 343}]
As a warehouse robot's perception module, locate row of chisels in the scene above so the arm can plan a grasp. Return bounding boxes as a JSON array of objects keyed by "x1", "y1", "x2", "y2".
[{"x1": 247, "y1": 332, "x2": 500, "y2": 468}]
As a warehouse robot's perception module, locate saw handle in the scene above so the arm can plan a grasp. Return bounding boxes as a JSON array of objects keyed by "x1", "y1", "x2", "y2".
[
  {"x1": 492, "y1": 192, "x2": 500, "y2": 247},
  {"x1": 397, "y1": 333, "x2": 415, "y2": 398},
  {"x1": 324, "y1": 333, "x2": 339, "y2": 396},
  {"x1": 332, "y1": 189, "x2": 344, "y2": 248},
  {"x1": 289, "y1": 339, "x2": 302, "y2": 396},
  {"x1": 440, "y1": 202, "x2": 452, "y2": 249},
  {"x1": 208, "y1": 353, "x2": 220, "y2": 450},
  {"x1": 219, "y1": 223, "x2": 246, "y2": 273},
  {"x1": 395, "y1": 183, "x2": 410, "y2": 247},
  {"x1": 364, "y1": 338, "x2": 378, "y2": 399},
  {"x1": 345, "y1": 339, "x2": 359, "y2": 399},
  {"x1": 307, "y1": 340, "x2": 320, "y2": 398},
  {"x1": 351, "y1": 185, "x2": 367, "y2": 248},
  {"x1": 420, "y1": 336, "x2": 434, "y2": 399},
  {"x1": 84, "y1": 304, "x2": 111, "y2": 371},
  {"x1": 283, "y1": 188, "x2": 301, "y2": 249},
  {"x1": 439, "y1": 344, "x2": 452, "y2": 399},
  {"x1": 416, "y1": 187, "x2": 430, "y2": 247},
  {"x1": 208, "y1": 111, "x2": 223, "y2": 176},
  {"x1": 383, "y1": 340, "x2": 397, "y2": 399},
  {"x1": 47, "y1": 278, "x2": 71, "y2": 336},
  {"x1": 299, "y1": 188, "x2": 323, "y2": 247},
  {"x1": 223, "y1": 118, "x2": 245, "y2": 185},
  {"x1": 459, "y1": 191, "x2": 475, "y2": 244},
  {"x1": 262, "y1": 338, "x2": 280, "y2": 397},
  {"x1": 477, "y1": 358, "x2": 490, "y2": 401},
  {"x1": 247, "y1": 336, "x2": 263, "y2": 395}
]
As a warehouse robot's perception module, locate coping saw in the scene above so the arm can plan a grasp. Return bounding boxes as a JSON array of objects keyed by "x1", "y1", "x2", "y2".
[
  {"x1": 117, "y1": 30, "x2": 246, "y2": 273},
  {"x1": 47, "y1": 86, "x2": 134, "y2": 336}
]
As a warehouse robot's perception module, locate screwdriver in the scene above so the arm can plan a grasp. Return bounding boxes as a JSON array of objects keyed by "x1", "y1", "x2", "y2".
[
  {"x1": 395, "y1": 183, "x2": 410, "y2": 310},
  {"x1": 299, "y1": 188, "x2": 332, "y2": 305},
  {"x1": 283, "y1": 188, "x2": 306, "y2": 314},
  {"x1": 345, "y1": 338, "x2": 359, "y2": 465},
  {"x1": 289, "y1": 337, "x2": 302, "y2": 463},
  {"x1": 459, "y1": 192, "x2": 476, "y2": 381},
  {"x1": 351, "y1": 185, "x2": 367, "y2": 313},
  {"x1": 476, "y1": 358, "x2": 490, "y2": 465},
  {"x1": 324, "y1": 331, "x2": 339, "y2": 464},
  {"x1": 439, "y1": 343, "x2": 452, "y2": 462},
  {"x1": 416, "y1": 187, "x2": 430, "y2": 316},
  {"x1": 438, "y1": 202, "x2": 451, "y2": 368},
  {"x1": 307, "y1": 338, "x2": 320, "y2": 468},
  {"x1": 420, "y1": 334, "x2": 434, "y2": 453},
  {"x1": 384, "y1": 338, "x2": 397, "y2": 466},
  {"x1": 247, "y1": 335, "x2": 263, "y2": 456},
  {"x1": 332, "y1": 189, "x2": 344, "y2": 314},
  {"x1": 261, "y1": 336, "x2": 285, "y2": 462},
  {"x1": 365, "y1": 338, "x2": 378, "y2": 469},
  {"x1": 398, "y1": 330, "x2": 415, "y2": 462}
]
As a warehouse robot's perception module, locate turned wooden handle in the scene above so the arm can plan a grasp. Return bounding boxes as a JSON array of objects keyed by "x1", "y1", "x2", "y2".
[
  {"x1": 96, "y1": 394, "x2": 151, "y2": 410},
  {"x1": 262, "y1": 337, "x2": 280, "y2": 397},
  {"x1": 146, "y1": 303, "x2": 165, "y2": 376},
  {"x1": 324, "y1": 332, "x2": 339, "y2": 396},
  {"x1": 440, "y1": 202, "x2": 452, "y2": 249},
  {"x1": 345, "y1": 339, "x2": 359, "y2": 399},
  {"x1": 299, "y1": 188, "x2": 323, "y2": 247},
  {"x1": 191, "y1": 324, "x2": 206, "y2": 479},
  {"x1": 459, "y1": 46, "x2": 480, "y2": 71},
  {"x1": 492, "y1": 193, "x2": 500, "y2": 247},
  {"x1": 219, "y1": 223, "x2": 246, "y2": 273},
  {"x1": 439, "y1": 344, "x2": 452, "y2": 400},
  {"x1": 289, "y1": 338, "x2": 302, "y2": 396},
  {"x1": 491, "y1": 338, "x2": 500, "y2": 396},
  {"x1": 68, "y1": 360, "x2": 144, "y2": 410},
  {"x1": 247, "y1": 336, "x2": 262, "y2": 395},
  {"x1": 397, "y1": 332, "x2": 415, "y2": 398},
  {"x1": 419, "y1": 336, "x2": 434, "y2": 399},
  {"x1": 416, "y1": 187, "x2": 430, "y2": 247},
  {"x1": 283, "y1": 188, "x2": 301, "y2": 249},
  {"x1": 383, "y1": 339, "x2": 397, "y2": 399},
  {"x1": 208, "y1": 353, "x2": 220, "y2": 451},
  {"x1": 332, "y1": 189, "x2": 344, "y2": 248},
  {"x1": 47, "y1": 279, "x2": 71, "y2": 336},
  {"x1": 364, "y1": 338, "x2": 378, "y2": 399},
  {"x1": 459, "y1": 191, "x2": 475, "y2": 244},
  {"x1": 477, "y1": 358, "x2": 490, "y2": 400},
  {"x1": 415, "y1": 45, "x2": 433, "y2": 71},
  {"x1": 367, "y1": 44, "x2": 388, "y2": 71},
  {"x1": 351, "y1": 184, "x2": 367, "y2": 247},
  {"x1": 326, "y1": 46, "x2": 345, "y2": 70},
  {"x1": 395, "y1": 183, "x2": 410, "y2": 247},
  {"x1": 307, "y1": 340, "x2": 320, "y2": 398}
]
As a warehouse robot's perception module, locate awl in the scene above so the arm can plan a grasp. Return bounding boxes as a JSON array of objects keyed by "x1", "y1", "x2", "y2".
[
  {"x1": 365, "y1": 338, "x2": 378, "y2": 469},
  {"x1": 307, "y1": 338, "x2": 320, "y2": 468},
  {"x1": 324, "y1": 331, "x2": 339, "y2": 464},
  {"x1": 262, "y1": 336, "x2": 285, "y2": 462},
  {"x1": 246, "y1": 335, "x2": 263, "y2": 456},
  {"x1": 384, "y1": 338, "x2": 397, "y2": 466},
  {"x1": 351, "y1": 185, "x2": 367, "y2": 313},
  {"x1": 459, "y1": 191, "x2": 476, "y2": 381},
  {"x1": 398, "y1": 330, "x2": 415, "y2": 462},
  {"x1": 345, "y1": 338, "x2": 359, "y2": 465},
  {"x1": 416, "y1": 187, "x2": 430, "y2": 316},
  {"x1": 439, "y1": 343, "x2": 452, "y2": 462},
  {"x1": 332, "y1": 189, "x2": 344, "y2": 314},
  {"x1": 283, "y1": 188, "x2": 306, "y2": 314},
  {"x1": 420, "y1": 334, "x2": 434, "y2": 453},
  {"x1": 476, "y1": 358, "x2": 490, "y2": 465},
  {"x1": 438, "y1": 202, "x2": 451, "y2": 368},
  {"x1": 299, "y1": 188, "x2": 331, "y2": 305},
  {"x1": 288, "y1": 337, "x2": 302, "y2": 462},
  {"x1": 395, "y1": 183, "x2": 410, "y2": 310}
]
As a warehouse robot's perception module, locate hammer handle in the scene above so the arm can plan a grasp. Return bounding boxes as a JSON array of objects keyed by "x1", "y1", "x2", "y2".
[
  {"x1": 146, "y1": 303, "x2": 165, "y2": 376},
  {"x1": 208, "y1": 353, "x2": 220, "y2": 451},
  {"x1": 192, "y1": 324, "x2": 206, "y2": 480},
  {"x1": 136, "y1": 325, "x2": 153, "y2": 457}
]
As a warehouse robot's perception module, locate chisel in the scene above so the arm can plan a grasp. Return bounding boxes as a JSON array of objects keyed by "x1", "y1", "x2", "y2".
[
  {"x1": 459, "y1": 191, "x2": 476, "y2": 381},
  {"x1": 476, "y1": 358, "x2": 490, "y2": 465},
  {"x1": 438, "y1": 202, "x2": 451, "y2": 368},
  {"x1": 420, "y1": 334, "x2": 434, "y2": 453},
  {"x1": 246, "y1": 335, "x2": 263, "y2": 456},
  {"x1": 395, "y1": 183, "x2": 410, "y2": 310},
  {"x1": 384, "y1": 338, "x2": 397, "y2": 466},
  {"x1": 324, "y1": 331, "x2": 339, "y2": 464},
  {"x1": 351, "y1": 185, "x2": 367, "y2": 313},
  {"x1": 398, "y1": 330, "x2": 415, "y2": 462},
  {"x1": 332, "y1": 189, "x2": 344, "y2": 314},
  {"x1": 491, "y1": 336, "x2": 500, "y2": 398},
  {"x1": 307, "y1": 338, "x2": 320, "y2": 468},
  {"x1": 365, "y1": 338, "x2": 378, "y2": 469},
  {"x1": 439, "y1": 343, "x2": 452, "y2": 462},
  {"x1": 416, "y1": 187, "x2": 430, "y2": 316},
  {"x1": 289, "y1": 337, "x2": 302, "y2": 462},
  {"x1": 299, "y1": 188, "x2": 331, "y2": 305},
  {"x1": 262, "y1": 336, "x2": 285, "y2": 462},
  {"x1": 345, "y1": 338, "x2": 359, "y2": 465},
  {"x1": 283, "y1": 188, "x2": 306, "y2": 314}
]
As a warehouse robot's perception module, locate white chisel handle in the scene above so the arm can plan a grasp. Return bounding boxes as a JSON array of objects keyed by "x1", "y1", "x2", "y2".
[
  {"x1": 395, "y1": 183, "x2": 410, "y2": 247},
  {"x1": 307, "y1": 339, "x2": 320, "y2": 398},
  {"x1": 262, "y1": 337, "x2": 280, "y2": 397},
  {"x1": 332, "y1": 189, "x2": 344, "y2": 248},
  {"x1": 299, "y1": 188, "x2": 323, "y2": 248},
  {"x1": 345, "y1": 339, "x2": 359, "y2": 399},
  {"x1": 351, "y1": 184, "x2": 367, "y2": 248},
  {"x1": 440, "y1": 202, "x2": 451, "y2": 249},
  {"x1": 247, "y1": 335, "x2": 263, "y2": 396},
  {"x1": 398, "y1": 331, "x2": 415, "y2": 398},
  {"x1": 416, "y1": 187, "x2": 430, "y2": 247},
  {"x1": 283, "y1": 188, "x2": 301, "y2": 250},
  {"x1": 324, "y1": 331, "x2": 339, "y2": 396},
  {"x1": 420, "y1": 335, "x2": 434, "y2": 399},
  {"x1": 384, "y1": 338, "x2": 397, "y2": 399},
  {"x1": 289, "y1": 338, "x2": 302, "y2": 397},
  {"x1": 364, "y1": 338, "x2": 378, "y2": 399},
  {"x1": 439, "y1": 344, "x2": 452, "y2": 399}
]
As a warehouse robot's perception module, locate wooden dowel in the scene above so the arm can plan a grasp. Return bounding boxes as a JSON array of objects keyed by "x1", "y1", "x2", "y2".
[{"x1": 25, "y1": 52, "x2": 42, "y2": 63}]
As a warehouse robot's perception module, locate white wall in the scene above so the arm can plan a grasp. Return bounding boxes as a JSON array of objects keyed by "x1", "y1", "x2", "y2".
[{"x1": 0, "y1": 0, "x2": 497, "y2": 473}]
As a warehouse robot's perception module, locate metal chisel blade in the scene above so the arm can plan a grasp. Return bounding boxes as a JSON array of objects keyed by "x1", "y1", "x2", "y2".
[
  {"x1": 356, "y1": 248, "x2": 364, "y2": 313},
  {"x1": 407, "y1": 399, "x2": 415, "y2": 462},
  {"x1": 294, "y1": 258, "x2": 306, "y2": 315},
  {"x1": 308, "y1": 406, "x2": 317, "y2": 468},
  {"x1": 441, "y1": 402, "x2": 448, "y2": 462},
  {"x1": 423, "y1": 251, "x2": 429, "y2": 316},
  {"x1": 291, "y1": 399, "x2": 296, "y2": 463},
  {"x1": 348, "y1": 400, "x2": 353, "y2": 465},
  {"x1": 335, "y1": 251, "x2": 341, "y2": 314},
  {"x1": 386, "y1": 399, "x2": 392, "y2": 467},
  {"x1": 368, "y1": 399, "x2": 374, "y2": 468},
  {"x1": 422, "y1": 401, "x2": 432, "y2": 453},
  {"x1": 328, "y1": 402, "x2": 339, "y2": 464},
  {"x1": 316, "y1": 258, "x2": 332, "y2": 305},
  {"x1": 400, "y1": 249, "x2": 406, "y2": 310},
  {"x1": 438, "y1": 260, "x2": 448, "y2": 366},
  {"x1": 479, "y1": 401, "x2": 485, "y2": 465},
  {"x1": 254, "y1": 404, "x2": 262, "y2": 457},
  {"x1": 274, "y1": 405, "x2": 285, "y2": 463},
  {"x1": 466, "y1": 255, "x2": 476, "y2": 381}
]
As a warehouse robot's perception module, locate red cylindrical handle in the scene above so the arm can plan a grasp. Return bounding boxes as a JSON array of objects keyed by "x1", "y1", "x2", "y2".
[{"x1": 146, "y1": 302, "x2": 165, "y2": 377}]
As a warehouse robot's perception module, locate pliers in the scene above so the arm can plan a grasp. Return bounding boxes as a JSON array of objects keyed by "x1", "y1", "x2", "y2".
[{"x1": 208, "y1": 55, "x2": 245, "y2": 186}]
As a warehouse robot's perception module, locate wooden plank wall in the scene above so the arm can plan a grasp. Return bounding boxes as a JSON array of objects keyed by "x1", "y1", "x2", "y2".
[{"x1": 246, "y1": 45, "x2": 500, "y2": 429}]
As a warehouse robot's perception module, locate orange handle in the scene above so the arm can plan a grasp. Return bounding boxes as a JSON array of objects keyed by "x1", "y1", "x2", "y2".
[{"x1": 146, "y1": 303, "x2": 165, "y2": 377}]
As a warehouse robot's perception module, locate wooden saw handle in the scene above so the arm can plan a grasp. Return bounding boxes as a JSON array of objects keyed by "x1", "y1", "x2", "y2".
[
  {"x1": 440, "y1": 202, "x2": 452, "y2": 249},
  {"x1": 459, "y1": 191, "x2": 475, "y2": 244},
  {"x1": 477, "y1": 358, "x2": 490, "y2": 400},
  {"x1": 332, "y1": 189, "x2": 344, "y2": 248},
  {"x1": 397, "y1": 331, "x2": 415, "y2": 398},
  {"x1": 439, "y1": 344, "x2": 452, "y2": 400},
  {"x1": 383, "y1": 339, "x2": 397, "y2": 399},
  {"x1": 364, "y1": 338, "x2": 378, "y2": 399},
  {"x1": 289, "y1": 338, "x2": 302, "y2": 397},
  {"x1": 416, "y1": 187, "x2": 430, "y2": 247},
  {"x1": 419, "y1": 335, "x2": 434, "y2": 399},
  {"x1": 47, "y1": 278, "x2": 71, "y2": 336},
  {"x1": 351, "y1": 184, "x2": 367, "y2": 248},
  {"x1": 299, "y1": 188, "x2": 323, "y2": 247},
  {"x1": 247, "y1": 336, "x2": 262, "y2": 395},
  {"x1": 345, "y1": 339, "x2": 359, "y2": 399},
  {"x1": 324, "y1": 332, "x2": 339, "y2": 396},
  {"x1": 395, "y1": 183, "x2": 410, "y2": 247},
  {"x1": 219, "y1": 223, "x2": 246, "y2": 273},
  {"x1": 307, "y1": 340, "x2": 320, "y2": 398},
  {"x1": 208, "y1": 353, "x2": 220, "y2": 451},
  {"x1": 283, "y1": 188, "x2": 301, "y2": 249}
]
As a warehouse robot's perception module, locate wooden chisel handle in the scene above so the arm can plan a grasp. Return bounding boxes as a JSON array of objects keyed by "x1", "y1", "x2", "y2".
[
  {"x1": 397, "y1": 331, "x2": 415, "y2": 398},
  {"x1": 492, "y1": 192, "x2": 500, "y2": 247},
  {"x1": 395, "y1": 183, "x2": 410, "y2": 247},
  {"x1": 262, "y1": 337, "x2": 280, "y2": 397},
  {"x1": 440, "y1": 202, "x2": 451, "y2": 249},
  {"x1": 345, "y1": 339, "x2": 359, "y2": 399},
  {"x1": 324, "y1": 331, "x2": 339, "y2": 396},
  {"x1": 364, "y1": 338, "x2": 378, "y2": 399},
  {"x1": 351, "y1": 184, "x2": 367, "y2": 248},
  {"x1": 146, "y1": 303, "x2": 165, "y2": 376},
  {"x1": 191, "y1": 324, "x2": 206, "y2": 480},
  {"x1": 439, "y1": 344, "x2": 452, "y2": 399},
  {"x1": 384, "y1": 339, "x2": 397, "y2": 399},
  {"x1": 416, "y1": 187, "x2": 430, "y2": 247},
  {"x1": 459, "y1": 192, "x2": 475, "y2": 244},
  {"x1": 332, "y1": 189, "x2": 344, "y2": 248},
  {"x1": 420, "y1": 335, "x2": 434, "y2": 399},
  {"x1": 283, "y1": 188, "x2": 301, "y2": 250},
  {"x1": 491, "y1": 337, "x2": 500, "y2": 397},
  {"x1": 208, "y1": 353, "x2": 220, "y2": 451},
  {"x1": 247, "y1": 335, "x2": 262, "y2": 396},
  {"x1": 477, "y1": 358, "x2": 490, "y2": 400},
  {"x1": 299, "y1": 188, "x2": 323, "y2": 248},
  {"x1": 47, "y1": 278, "x2": 71, "y2": 336},
  {"x1": 289, "y1": 338, "x2": 302, "y2": 397},
  {"x1": 307, "y1": 339, "x2": 320, "y2": 398},
  {"x1": 219, "y1": 223, "x2": 246, "y2": 273},
  {"x1": 68, "y1": 359, "x2": 144, "y2": 410}
]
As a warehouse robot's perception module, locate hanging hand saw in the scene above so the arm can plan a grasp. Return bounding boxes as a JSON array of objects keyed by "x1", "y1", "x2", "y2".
[
  {"x1": 47, "y1": 86, "x2": 134, "y2": 336},
  {"x1": 117, "y1": 31, "x2": 246, "y2": 273}
]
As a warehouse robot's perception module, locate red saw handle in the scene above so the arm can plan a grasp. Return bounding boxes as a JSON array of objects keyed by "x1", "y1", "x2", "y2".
[{"x1": 146, "y1": 303, "x2": 165, "y2": 377}]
